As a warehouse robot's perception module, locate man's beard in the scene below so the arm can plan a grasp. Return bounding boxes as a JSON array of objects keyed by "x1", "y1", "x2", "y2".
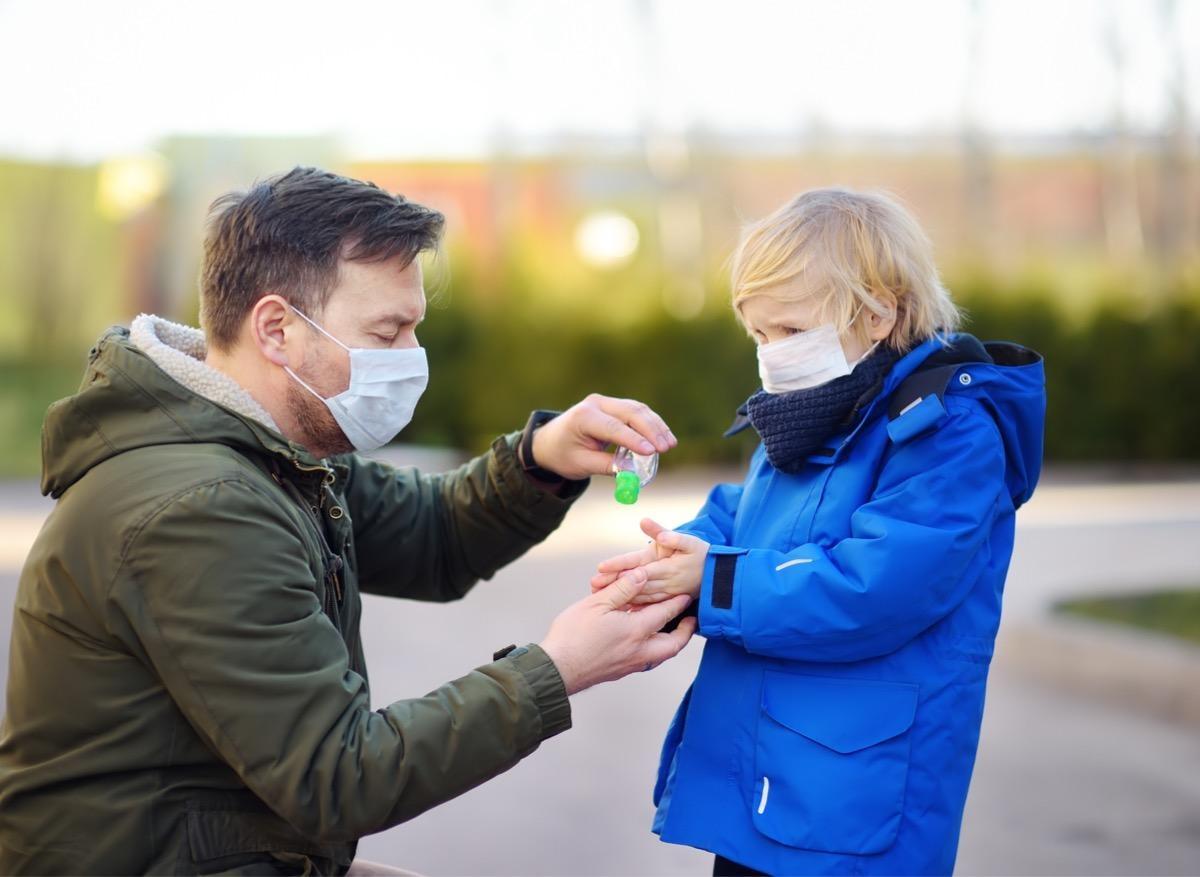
[{"x1": 286, "y1": 380, "x2": 354, "y2": 458}]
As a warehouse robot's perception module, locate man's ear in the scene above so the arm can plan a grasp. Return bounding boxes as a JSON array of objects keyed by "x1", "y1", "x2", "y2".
[{"x1": 249, "y1": 295, "x2": 293, "y2": 368}]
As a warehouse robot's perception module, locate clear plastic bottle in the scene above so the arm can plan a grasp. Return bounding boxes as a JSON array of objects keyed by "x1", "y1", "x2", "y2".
[{"x1": 612, "y1": 447, "x2": 658, "y2": 504}]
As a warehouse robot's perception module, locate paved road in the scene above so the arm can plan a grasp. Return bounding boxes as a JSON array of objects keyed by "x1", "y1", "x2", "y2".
[{"x1": 2, "y1": 471, "x2": 1199, "y2": 874}]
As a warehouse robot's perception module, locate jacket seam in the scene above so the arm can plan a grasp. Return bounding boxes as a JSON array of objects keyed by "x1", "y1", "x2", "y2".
[
  {"x1": 110, "y1": 476, "x2": 251, "y2": 589},
  {"x1": 66, "y1": 396, "x2": 119, "y2": 454},
  {"x1": 105, "y1": 475, "x2": 317, "y2": 829},
  {"x1": 103, "y1": 355, "x2": 202, "y2": 443}
]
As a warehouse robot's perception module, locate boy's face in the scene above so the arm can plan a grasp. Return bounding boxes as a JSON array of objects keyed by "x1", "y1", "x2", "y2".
[{"x1": 738, "y1": 285, "x2": 896, "y2": 363}]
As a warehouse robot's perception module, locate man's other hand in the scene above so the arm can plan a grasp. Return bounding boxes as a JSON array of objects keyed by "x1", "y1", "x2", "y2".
[{"x1": 539, "y1": 568, "x2": 696, "y2": 696}]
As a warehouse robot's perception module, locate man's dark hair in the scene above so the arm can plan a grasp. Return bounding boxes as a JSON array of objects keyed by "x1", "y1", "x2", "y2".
[{"x1": 200, "y1": 166, "x2": 444, "y2": 350}]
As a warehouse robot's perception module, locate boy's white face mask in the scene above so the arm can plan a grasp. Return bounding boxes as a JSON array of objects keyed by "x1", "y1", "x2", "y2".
[
  {"x1": 284, "y1": 306, "x2": 429, "y2": 452},
  {"x1": 756, "y1": 321, "x2": 878, "y2": 395}
]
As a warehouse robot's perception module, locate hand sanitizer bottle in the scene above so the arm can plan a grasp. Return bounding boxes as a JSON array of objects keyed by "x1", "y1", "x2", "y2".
[{"x1": 612, "y1": 447, "x2": 658, "y2": 504}]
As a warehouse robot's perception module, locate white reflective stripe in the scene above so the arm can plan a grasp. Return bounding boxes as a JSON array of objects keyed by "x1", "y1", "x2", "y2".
[
  {"x1": 758, "y1": 776, "x2": 770, "y2": 814},
  {"x1": 775, "y1": 558, "x2": 814, "y2": 571},
  {"x1": 900, "y1": 395, "x2": 924, "y2": 416}
]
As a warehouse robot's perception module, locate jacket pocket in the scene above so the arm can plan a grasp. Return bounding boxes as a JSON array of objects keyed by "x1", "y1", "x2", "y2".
[
  {"x1": 751, "y1": 671, "x2": 919, "y2": 855},
  {"x1": 185, "y1": 809, "x2": 353, "y2": 875},
  {"x1": 654, "y1": 683, "x2": 693, "y2": 806}
]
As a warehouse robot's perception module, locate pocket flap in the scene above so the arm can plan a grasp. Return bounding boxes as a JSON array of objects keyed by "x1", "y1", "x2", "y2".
[
  {"x1": 186, "y1": 809, "x2": 339, "y2": 862},
  {"x1": 761, "y1": 672, "x2": 919, "y2": 754}
]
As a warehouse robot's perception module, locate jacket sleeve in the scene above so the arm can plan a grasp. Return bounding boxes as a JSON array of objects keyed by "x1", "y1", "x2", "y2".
[
  {"x1": 672, "y1": 482, "x2": 743, "y2": 547},
  {"x1": 106, "y1": 477, "x2": 572, "y2": 843},
  {"x1": 696, "y1": 401, "x2": 1010, "y2": 663},
  {"x1": 342, "y1": 431, "x2": 588, "y2": 601}
]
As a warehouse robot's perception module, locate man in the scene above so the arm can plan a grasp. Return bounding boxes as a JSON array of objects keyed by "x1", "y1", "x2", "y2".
[{"x1": 0, "y1": 167, "x2": 696, "y2": 875}]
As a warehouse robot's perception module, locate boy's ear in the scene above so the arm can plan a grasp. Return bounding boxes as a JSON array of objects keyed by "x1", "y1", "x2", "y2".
[{"x1": 867, "y1": 288, "x2": 899, "y2": 339}]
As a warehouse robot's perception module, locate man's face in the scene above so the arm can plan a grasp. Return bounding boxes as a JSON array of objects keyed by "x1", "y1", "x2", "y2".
[{"x1": 286, "y1": 254, "x2": 427, "y2": 456}]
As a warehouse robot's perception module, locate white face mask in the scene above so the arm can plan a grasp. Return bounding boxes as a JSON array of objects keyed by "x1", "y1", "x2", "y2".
[
  {"x1": 756, "y1": 321, "x2": 879, "y2": 395},
  {"x1": 284, "y1": 307, "x2": 429, "y2": 452}
]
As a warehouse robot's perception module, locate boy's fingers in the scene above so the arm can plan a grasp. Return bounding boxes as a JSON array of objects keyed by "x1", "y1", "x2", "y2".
[
  {"x1": 640, "y1": 558, "x2": 674, "y2": 581},
  {"x1": 596, "y1": 546, "x2": 653, "y2": 573},
  {"x1": 639, "y1": 518, "x2": 666, "y2": 541},
  {"x1": 653, "y1": 529, "x2": 690, "y2": 551}
]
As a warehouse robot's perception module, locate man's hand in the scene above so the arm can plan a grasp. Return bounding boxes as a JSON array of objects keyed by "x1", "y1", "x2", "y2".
[
  {"x1": 529, "y1": 394, "x2": 677, "y2": 482},
  {"x1": 539, "y1": 567, "x2": 697, "y2": 696},
  {"x1": 590, "y1": 518, "x2": 709, "y2": 605}
]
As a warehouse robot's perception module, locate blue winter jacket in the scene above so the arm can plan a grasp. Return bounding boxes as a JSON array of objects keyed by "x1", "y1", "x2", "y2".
[{"x1": 652, "y1": 333, "x2": 1046, "y2": 875}]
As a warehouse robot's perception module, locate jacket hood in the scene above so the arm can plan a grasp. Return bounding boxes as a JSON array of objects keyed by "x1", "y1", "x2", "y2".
[
  {"x1": 40, "y1": 321, "x2": 319, "y2": 498},
  {"x1": 896, "y1": 333, "x2": 1046, "y2": 508}
]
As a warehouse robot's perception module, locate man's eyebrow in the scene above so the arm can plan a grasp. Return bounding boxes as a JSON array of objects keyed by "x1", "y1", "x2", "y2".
[{"x1": 367, "y1": 311, "x2": 425, "y2": 327}]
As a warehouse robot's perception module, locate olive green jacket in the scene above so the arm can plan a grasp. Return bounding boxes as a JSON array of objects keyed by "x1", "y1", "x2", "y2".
[{"x1": 0, "y1": 326, "x2": 584, "y2": 875}]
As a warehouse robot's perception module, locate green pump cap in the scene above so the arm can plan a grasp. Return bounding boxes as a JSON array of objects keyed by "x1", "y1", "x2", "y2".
[{"x1": 614, "y1": 470, "x2": 641, "y2": 504}]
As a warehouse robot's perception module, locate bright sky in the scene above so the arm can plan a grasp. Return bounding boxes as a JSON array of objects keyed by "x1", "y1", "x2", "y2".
[{"x1": 0, "y1": 0, "x2": 1196, "y2": 162}]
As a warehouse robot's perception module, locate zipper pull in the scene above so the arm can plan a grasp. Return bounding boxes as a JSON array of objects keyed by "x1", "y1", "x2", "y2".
[{"x1": 328, "y1": 555, "x2": 344, "y2": 602}]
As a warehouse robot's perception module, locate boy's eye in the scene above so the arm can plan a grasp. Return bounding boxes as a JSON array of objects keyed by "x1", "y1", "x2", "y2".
[
  {"x1": 782, "y1": 327, "x2": 801, "y2": 336},
  {"x1": 373, "y1": 333, "x2": 398, "y2": 344}
]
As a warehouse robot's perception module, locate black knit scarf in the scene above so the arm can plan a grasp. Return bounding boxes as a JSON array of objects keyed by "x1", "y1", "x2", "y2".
[{"x1": 746, "y1": 345, "x2": 902, "y2": 473}]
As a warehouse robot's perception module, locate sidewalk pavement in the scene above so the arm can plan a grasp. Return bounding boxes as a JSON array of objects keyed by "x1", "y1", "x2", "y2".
[{"x1": 2, "y1": 460, "x2": 1199, "y2": 874}]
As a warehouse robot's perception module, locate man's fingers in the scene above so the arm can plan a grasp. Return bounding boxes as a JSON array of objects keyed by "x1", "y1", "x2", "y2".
[
  {"x1": 597, "y1": 569, "x2": 647, "y2": 609},
  {"x1": 634, "y1": 593, "x2": 693, "y2": 633},
  {"x1": 630, "y1": 591, "x2": 673, "y2": 605},
  {"x1": 595, "y1": 397, "x2": 677, "y2": 453},
  {"x1": 590, "y1": 573, "x2": 619, "y2": 592},
  {"x1": 641, "y1": 616, "x2": 698, "y2": 668},
  {"x1": 590, "y1": 410, "x2": 658, "y2": 458},
  {"x1": 573, "y1": 448, "x2": 625, "y2": 478}
]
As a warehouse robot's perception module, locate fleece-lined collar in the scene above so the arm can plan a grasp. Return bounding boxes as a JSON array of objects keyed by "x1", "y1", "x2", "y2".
[{"x1": 128, "y1": 314, "x2": 279, "y2": 433}]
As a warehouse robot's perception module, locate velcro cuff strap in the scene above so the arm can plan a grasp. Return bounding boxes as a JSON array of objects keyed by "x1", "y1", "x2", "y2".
[{"x1": 711, "y1": 553, "x2": 737, "y2": 610}]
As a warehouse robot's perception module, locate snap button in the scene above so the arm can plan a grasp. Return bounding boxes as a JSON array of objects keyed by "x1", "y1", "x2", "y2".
[
  {"x1": 959, "y1": 373, "x2": 972, "y2": 386},
  {"x1": 329, "y1": 506, "x2": 344, "y2": 520},
  {"x1": 323, "y1": 473, "x2": 335, "y2": 486}
]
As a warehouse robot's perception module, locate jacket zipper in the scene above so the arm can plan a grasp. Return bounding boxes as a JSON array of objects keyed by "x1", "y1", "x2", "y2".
[{"x1": 271, "y1": 461, "x2": 344, "y2": 608}]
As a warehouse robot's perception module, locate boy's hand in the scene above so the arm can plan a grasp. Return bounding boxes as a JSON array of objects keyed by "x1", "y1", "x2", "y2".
[{"x1": 591, "y1": 518, "x2": 709, "y2": 604}]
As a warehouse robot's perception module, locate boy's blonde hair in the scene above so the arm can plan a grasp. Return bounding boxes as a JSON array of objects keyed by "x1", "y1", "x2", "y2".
[{"x1": 730, "y1": 188, "x2": 960, "y2": 351}]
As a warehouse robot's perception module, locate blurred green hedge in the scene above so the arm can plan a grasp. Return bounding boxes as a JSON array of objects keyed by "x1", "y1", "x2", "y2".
[
  {"x1": 3, "y1": 274, "x2": 1199, "y2": 479},
  {"x1": 402, "y1": 273, "x2": 1200, "y2": 466}
]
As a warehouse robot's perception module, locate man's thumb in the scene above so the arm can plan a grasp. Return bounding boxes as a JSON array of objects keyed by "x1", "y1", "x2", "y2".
[{"x1": 598, "y1": 568, "x2": 647, "y2": 609}]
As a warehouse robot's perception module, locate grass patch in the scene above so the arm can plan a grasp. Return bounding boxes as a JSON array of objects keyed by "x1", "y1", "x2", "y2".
[{"x1": 1057, "y1": 589, "x2": 1200, "y2": 646}]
